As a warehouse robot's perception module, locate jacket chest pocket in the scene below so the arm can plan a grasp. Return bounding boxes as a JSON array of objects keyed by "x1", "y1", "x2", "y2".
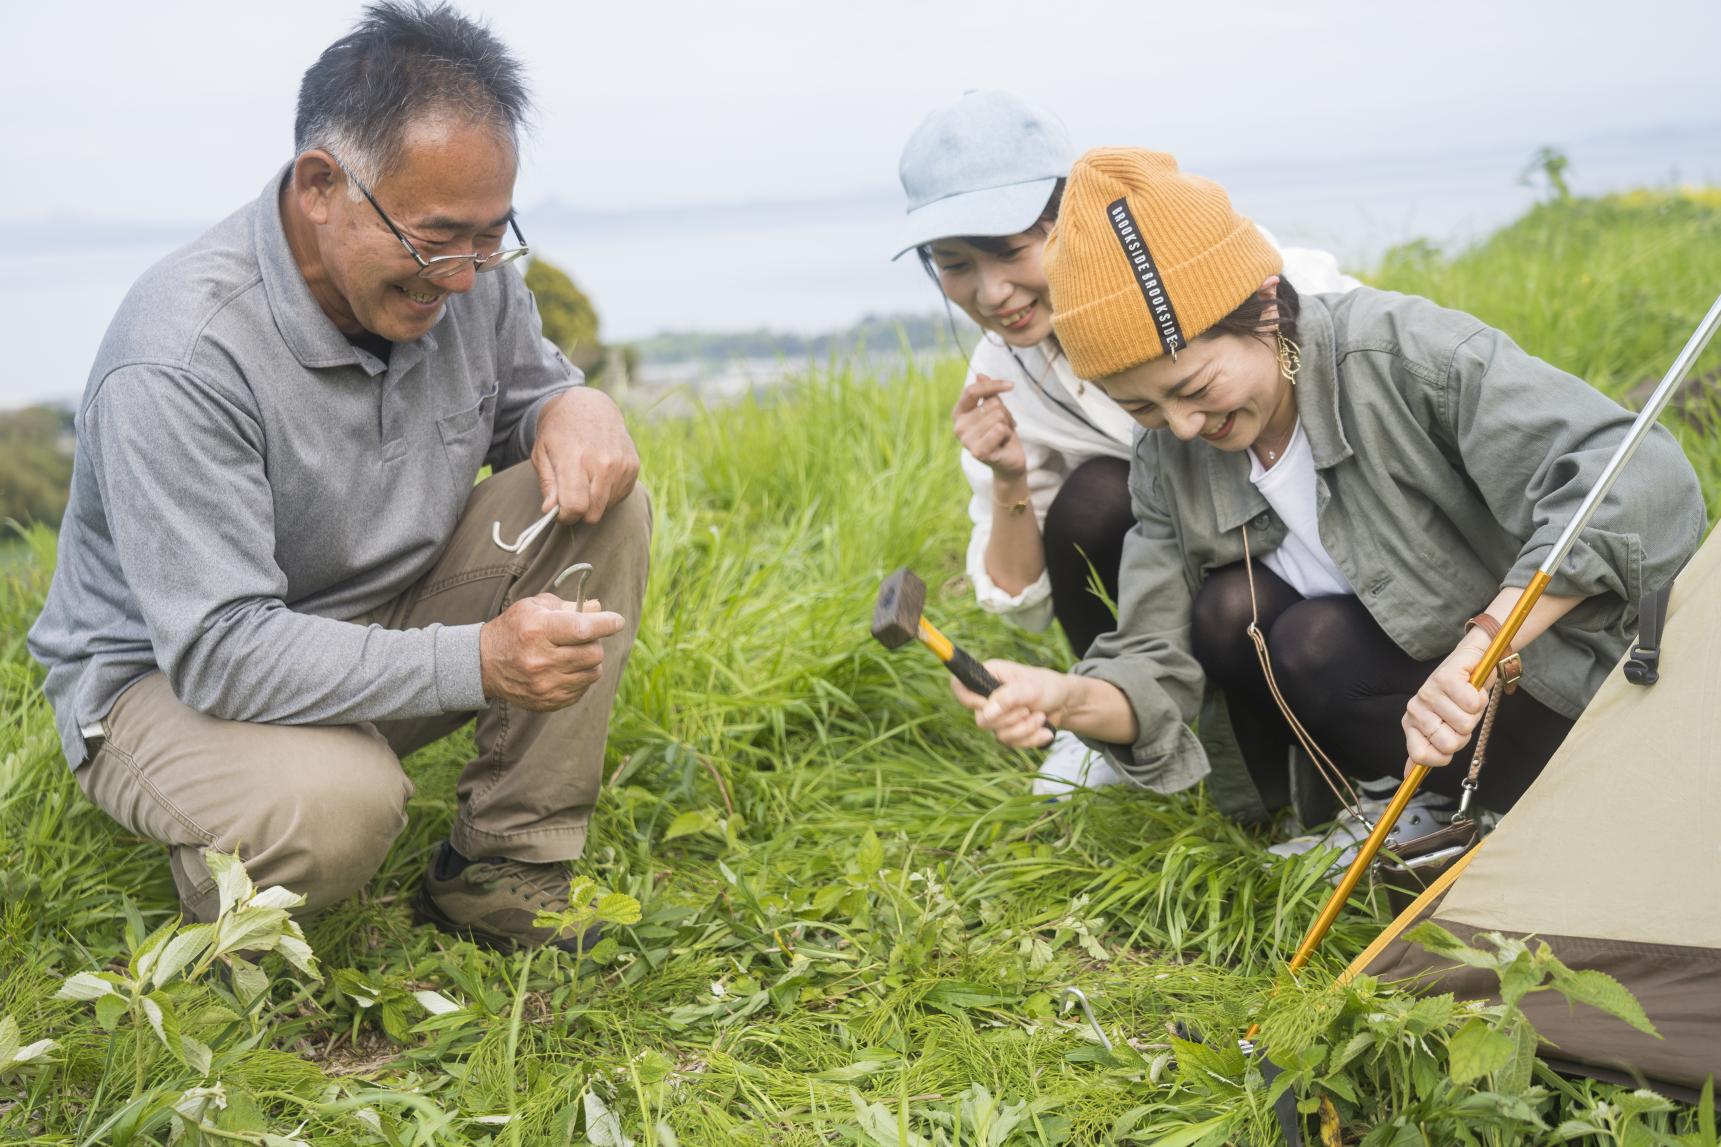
[{"x1": 436, "y1": 384, "x2": 498, "y2": 494}]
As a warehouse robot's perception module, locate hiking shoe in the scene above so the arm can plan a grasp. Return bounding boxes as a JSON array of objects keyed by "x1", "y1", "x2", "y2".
[
  {"x1": 414, "y1": 842, "x2": 602, "y2": 954},
  {"x1": 1032, "y1": 730, "x2": 1125, "y2": 798}
]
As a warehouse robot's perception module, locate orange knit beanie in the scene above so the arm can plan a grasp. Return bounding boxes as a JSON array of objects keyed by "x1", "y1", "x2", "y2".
[{"x1": 1044, "y1": 148, "x2": 1282, "y2": 379}]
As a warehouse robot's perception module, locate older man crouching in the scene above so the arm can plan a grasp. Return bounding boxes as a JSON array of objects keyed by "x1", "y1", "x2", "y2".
[{"x1": 27, "y1": 1, "x2": 648, "y2": 953}]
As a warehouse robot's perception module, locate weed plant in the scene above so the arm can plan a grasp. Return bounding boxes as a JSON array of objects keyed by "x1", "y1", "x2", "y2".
[{"x1": 2, "y1": 190, "x2": 1718, "y2": 1144}]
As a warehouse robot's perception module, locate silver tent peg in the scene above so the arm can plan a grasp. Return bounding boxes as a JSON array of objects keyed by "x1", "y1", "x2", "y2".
[
  {"x1": 1058, "y1": 986, "x2": 1112, "y2": 1051},
  {"x1": 492, "y1": 508, "x2": 557, "y2": 554},
  {"x1": 553, "y1": 563, "x2": 594, "y2": 611}
]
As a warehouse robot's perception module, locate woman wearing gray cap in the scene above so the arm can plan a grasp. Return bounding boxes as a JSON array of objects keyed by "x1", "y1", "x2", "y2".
[{"x1": 893, "y1": 90, "x2": 1357, "y2": 795}]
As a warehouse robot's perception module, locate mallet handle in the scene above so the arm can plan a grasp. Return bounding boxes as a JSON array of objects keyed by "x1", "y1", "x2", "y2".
[{"x1": 918, "y1": 618, "x2": 1003, "y2": 696}]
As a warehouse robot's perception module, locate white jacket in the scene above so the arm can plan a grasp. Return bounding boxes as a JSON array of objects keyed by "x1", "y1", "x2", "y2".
[{"x1": 962, "y1": 241, "x2": 1362, "y2": 631}]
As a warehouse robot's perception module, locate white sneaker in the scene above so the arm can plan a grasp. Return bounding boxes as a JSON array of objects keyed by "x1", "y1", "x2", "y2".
[
  {"x1": 1268, "y1": 787, "x2": 1457, "y2": 871},
  {"x1": 1032, "y1": 730, "x2": 1124, "y2": 798}
]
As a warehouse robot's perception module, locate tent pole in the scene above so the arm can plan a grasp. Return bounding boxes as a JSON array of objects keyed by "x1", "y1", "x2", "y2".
[{"x1": 1284, "y1": 288, "x2": 1721, "y2": 978}]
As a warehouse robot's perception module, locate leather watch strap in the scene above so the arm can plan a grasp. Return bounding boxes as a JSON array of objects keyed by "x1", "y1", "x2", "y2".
[{"x1": 1464, "y1": 612, "x2": 1523, "y2": 694}]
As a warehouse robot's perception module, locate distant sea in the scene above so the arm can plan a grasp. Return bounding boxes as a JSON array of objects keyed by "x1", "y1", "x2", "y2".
[{"x1": 3, "y1": 123, "x2": 1716, "y2": 410}]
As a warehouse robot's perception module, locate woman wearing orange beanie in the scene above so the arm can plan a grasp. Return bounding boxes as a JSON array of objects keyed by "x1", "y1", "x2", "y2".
[{"x1": 951, "y1": 148, "x2": 1705, "y2": 844}]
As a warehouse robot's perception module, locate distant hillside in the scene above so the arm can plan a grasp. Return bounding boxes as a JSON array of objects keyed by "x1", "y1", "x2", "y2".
[
  {"x1": 630, "y1": 310, "x2": 975, "y2": 366},
  {"x1": 0, "y1": 405, "x2": 75, "y2": 525}
]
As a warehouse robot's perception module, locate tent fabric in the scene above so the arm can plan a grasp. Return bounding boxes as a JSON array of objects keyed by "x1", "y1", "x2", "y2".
[{"x1": 1353, "y1": 525, "x2": 1721, "y2": 1094}]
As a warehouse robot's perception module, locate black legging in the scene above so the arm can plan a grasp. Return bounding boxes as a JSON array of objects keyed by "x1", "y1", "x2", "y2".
[
  {"x1": 1190, "y1": 562, "x2": 1574, "y2": 814},
  {"x1": 1042, "y1": 457, "x2": 1135, "y2": 657}
]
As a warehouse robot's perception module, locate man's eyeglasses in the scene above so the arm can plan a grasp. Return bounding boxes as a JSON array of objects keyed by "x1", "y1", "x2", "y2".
[{"x1": 333, "y1": 156, "x2": 529, "y2": 282}]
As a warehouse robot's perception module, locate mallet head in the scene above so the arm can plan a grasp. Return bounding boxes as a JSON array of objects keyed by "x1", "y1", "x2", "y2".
[{"x1": 870, "y1": 567, "x2": 927, "y2": 649}]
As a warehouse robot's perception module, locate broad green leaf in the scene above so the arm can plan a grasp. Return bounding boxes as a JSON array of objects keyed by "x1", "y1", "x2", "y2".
[
  {"x1": 1139, "y1": 1113, "x2": 1232, "y2": 1147},
  {"x1": 206, "y1": 849, "x2": 255, "y2": 918},
  {"x1": 213, "y1": 906, "x2": 294, "y2": 956},
  {"x1": 1497, "y1": 949, "x2": 1544, "y2": 1007},
  {"x1": 0, "y1": 1016, "x2": 55, "y2": 1074},
  {"x1": 1550, "y1": 967, "x2": 1659, "y2": 1036},
  {"x1": 846, "y1": 1088, "x2": 932, "y2": 1147},
  {"x1": 413, "y1": 990, "x2": 461, "y2": 1016},
  {"x1": 633, "y1": 1048, "x2": 674, "y2": 1085},
  {"x1": 584, "y1": 1090, "x2": 635, "y2": 1147},
  {"x1": 57, "y1": 972, "x2": 120, "y2": 1001},
  {"x1": 129, "y1": 916, "x2": 179, "y2": 983},
  {"x1": 250, "y1": 885, "x2": 307, "y2": 912},
  {"x1": 95, "y1": 993, "x2": 128, "y2": 1031},
  {"x1": 230, "y1": 958, "x2": 271, "y2": 1005},
  {"x1": 595, "y1": 890, "x2": 643, "y2": 926},
  {"x1": 566, "y1": 875, "x2": 600, "y2": 909},
  {"x1": 275, "y1": 933, "x2": 321, "y2": 981},
  {"x1": 149, "y1": 925, "x2": 215, "y2": 989},
  {"x1": 1405, "y1": 922, "x2": 1498, "y2": 970},
  {"x1": 1496, "y1": 1018, "x2": 1538, "y2": 1096},
  {"x1": 4, "y1": 1037, "x2": 56, "y2": 1069},
  {"x1": 139, "y1": 993, "x2": 170, "y2": 1050},
  {"x1": 1329, "y1": 1030, "x2": 1376, "y2": 1072},
  {"x1": 663, "y1": 808, "x2": 721, "y2": 841},
  {"x1": 173, "y1": 1083, "x2": 228, "y2": 1121},
  {"x1": 180, "y1": 1035, "x2": 213, "y2": 1076},
  {"x1": 1447, "y1": 1018, "x2": 1513, "y2": 1085},
  {"x1": 855, "y1": 829, "x2": 884, "y2": 878}
]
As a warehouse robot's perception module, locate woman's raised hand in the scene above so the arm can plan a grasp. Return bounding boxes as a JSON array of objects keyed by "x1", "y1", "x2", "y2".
[
  {"x1": 1402, "y1": 628, "x2": 1491, "y2": 769},
  {"x1": 950, "y1": 659, "x2": 1072, "y2": 749},
  {"x1": 952, "y1": 374, "x2": 1027, "y2": 482}
]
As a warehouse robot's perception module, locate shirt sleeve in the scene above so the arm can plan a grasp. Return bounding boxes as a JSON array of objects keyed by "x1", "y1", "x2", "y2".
[
  {"x1": 85, "y1": 366, "x2": 487, "y2": 725},
  {"x1": 1069, "y1": 445, "x2": 1211, "y2": 792},
  {"x1": 1280, "y1": 245, "x2": 1363, "y2": 296},
  {"x1": 1443, "y1": 323, "x2": 1706, "y2": 607},
  {"x1": 489, "y1": 264, "x2": 584, "y2": 472}
]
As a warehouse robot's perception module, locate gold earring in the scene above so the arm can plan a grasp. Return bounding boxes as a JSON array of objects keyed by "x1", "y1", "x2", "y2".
[{"x1": 1276, "y1": 330, "x2": 1302, "y2": 386}]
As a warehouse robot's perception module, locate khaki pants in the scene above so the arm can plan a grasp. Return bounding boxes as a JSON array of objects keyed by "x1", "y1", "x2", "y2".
[{"x1": 76, "y1": 461, "x2": 651, "y2": 920}]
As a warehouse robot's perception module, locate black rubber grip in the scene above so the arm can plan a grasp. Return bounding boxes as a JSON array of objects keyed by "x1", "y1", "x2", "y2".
[{"x1": 945, "y1": 645, "x2": 1002, "y2": 696}]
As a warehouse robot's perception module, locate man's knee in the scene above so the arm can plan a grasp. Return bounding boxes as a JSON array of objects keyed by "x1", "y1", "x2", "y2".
[{"x1": 184, "y1": 727, "x2": 411, "y2": 919}]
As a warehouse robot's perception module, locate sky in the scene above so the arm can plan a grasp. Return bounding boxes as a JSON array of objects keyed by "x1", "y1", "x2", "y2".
[
  {"x1": 2, "y1": 0, "x2": 1718, "y2": 408},
  {"x1": 6, "y1": 0, "x2": 1719, "y2": 227}
]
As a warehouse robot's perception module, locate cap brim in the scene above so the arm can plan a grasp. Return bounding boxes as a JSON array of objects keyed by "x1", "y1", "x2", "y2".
[{"x1": 890, "y1": 176, "x2": 1062, "y2": 261}]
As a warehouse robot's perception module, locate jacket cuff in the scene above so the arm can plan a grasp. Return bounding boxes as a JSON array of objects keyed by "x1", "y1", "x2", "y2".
[
  {"x1": 1505, "y1": 525, "x2": 1640, "y2": 604},
  {"x1": 1070, "y1": 659, "x2": 1209, "y2": 793},
  {"x1": 433, "y1": 623, "x2": 488, "y2": 712}
]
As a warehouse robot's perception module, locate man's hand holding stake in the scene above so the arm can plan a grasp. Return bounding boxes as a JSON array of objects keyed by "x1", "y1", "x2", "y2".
[{"x1": 479, "y1": 595, "x2": 625, "y2": 710}]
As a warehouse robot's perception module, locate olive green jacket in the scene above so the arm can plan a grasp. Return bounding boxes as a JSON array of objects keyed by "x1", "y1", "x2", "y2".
[{"x1": 1074, "y1": 287, "x2": 1706, "y2": 816}]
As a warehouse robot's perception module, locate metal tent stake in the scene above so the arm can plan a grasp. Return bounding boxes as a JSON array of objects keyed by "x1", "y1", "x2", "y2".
[{"x1": 1279, "y1": 288, "x2": 1721, "y2": 986}]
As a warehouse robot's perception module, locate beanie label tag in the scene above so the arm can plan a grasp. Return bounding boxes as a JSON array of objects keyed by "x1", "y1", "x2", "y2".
[{"x1": 1106, "y1": 197, "x2": 1185, "y2": 360}]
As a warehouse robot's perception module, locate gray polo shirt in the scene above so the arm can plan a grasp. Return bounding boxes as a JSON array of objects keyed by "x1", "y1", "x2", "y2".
[{"x1": 28, "y1": 168, "x2": 581, "y2": 768}]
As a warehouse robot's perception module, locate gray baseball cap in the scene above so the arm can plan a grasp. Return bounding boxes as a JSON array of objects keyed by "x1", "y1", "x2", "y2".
[{"x1": 892, "y1": 89, "x2": 1073, "y2": 261}]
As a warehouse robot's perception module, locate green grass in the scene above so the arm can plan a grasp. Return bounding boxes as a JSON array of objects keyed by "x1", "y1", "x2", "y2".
[{"x1": 2, "y1": 189, "x2": 1719, "y2": 1145}]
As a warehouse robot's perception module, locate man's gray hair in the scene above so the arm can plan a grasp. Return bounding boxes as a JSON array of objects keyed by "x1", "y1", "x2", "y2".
[{"x1": 294, "y1": 1, "x2": 531, "y2": 194}]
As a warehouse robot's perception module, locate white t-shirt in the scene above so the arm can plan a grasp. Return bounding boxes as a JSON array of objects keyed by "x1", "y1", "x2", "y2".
[{"x1": 1247, "y1": 421, "x2": 1354, "y2": 598}]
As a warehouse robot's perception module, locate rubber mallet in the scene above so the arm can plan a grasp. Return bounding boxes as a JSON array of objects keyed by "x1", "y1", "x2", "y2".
[{"x1": 870, "y1": 568, "x2": 1002, "y2": 698}]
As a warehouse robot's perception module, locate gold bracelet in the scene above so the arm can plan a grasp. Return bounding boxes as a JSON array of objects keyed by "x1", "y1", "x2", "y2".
[{"x1": 993, "y1": 492, "x2": 1030, "y2": 516}]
